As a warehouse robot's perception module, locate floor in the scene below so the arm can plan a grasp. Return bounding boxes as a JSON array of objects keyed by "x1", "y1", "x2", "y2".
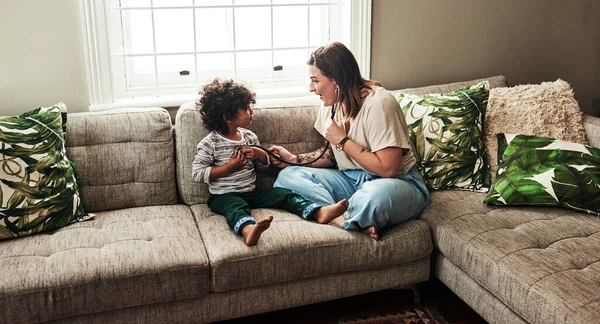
[{"x1": 217, "y1": 277, "x2": 488, "y2": 323}]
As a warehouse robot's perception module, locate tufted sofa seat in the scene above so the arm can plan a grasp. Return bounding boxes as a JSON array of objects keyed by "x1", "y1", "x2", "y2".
[{"x1": 423, "y1": 190, "x2": 600, "y2": 324}]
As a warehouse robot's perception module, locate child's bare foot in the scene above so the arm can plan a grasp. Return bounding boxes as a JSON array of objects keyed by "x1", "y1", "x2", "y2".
[
  {"x1": 361, "y1": 226, "x2": 379, "y2": 240},
  {"x1": 242, "y1": 216, "x2": 273, "y2": 246},
  {"x1": 314, "y1": 199, "x2": 349, "y2": 224}
]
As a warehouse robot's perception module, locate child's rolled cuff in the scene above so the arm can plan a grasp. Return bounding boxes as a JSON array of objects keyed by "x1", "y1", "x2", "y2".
[{"x1": 234, "y1": 216, "x2": 256, "y2": 235}]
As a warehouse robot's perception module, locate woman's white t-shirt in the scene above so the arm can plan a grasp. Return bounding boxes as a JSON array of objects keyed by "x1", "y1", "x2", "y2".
[{"x1": 314, "y1": 87, "x2": 416, "y2": 174}]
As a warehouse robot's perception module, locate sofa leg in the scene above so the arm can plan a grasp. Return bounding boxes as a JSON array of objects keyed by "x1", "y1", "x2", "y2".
[{"x1": 394, "y1": 283, "x2": 421, "y2": 306}]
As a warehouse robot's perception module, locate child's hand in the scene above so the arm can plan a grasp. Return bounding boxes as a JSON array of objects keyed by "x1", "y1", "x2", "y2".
[
  {"x1": 226, "y1": 151, "x2": 247, "y2": 172},
  {"x1": 242, "y1": 147, "x2": 268, "y2": 165},
  {"x1": 241, "y1": 147, "x2": 260, "y2": 160}
]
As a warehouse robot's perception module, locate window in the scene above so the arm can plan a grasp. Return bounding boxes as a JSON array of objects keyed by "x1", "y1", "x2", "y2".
[{"x1": 81, "y1": 0, "x2": 372, "y2": 110}]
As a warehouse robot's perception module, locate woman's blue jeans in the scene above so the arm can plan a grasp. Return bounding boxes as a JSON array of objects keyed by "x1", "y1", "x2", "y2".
[{"x1": 273, "y1": 165, "x2": 430, "y2": 231}]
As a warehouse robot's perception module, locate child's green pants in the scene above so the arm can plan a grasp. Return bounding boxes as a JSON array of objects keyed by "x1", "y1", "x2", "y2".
[{"x1": 207, "y1": 187, "x2": 320, "y2": 234}]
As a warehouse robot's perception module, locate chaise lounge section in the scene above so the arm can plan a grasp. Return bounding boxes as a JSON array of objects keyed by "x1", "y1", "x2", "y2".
[{"x1": 392, "y1": 77, "x2": 600, "y2": 324}]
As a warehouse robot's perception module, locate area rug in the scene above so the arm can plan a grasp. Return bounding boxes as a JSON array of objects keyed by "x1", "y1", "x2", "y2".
[{"x1": 338, "y1": 307, "x2": 451, "y2": 324}]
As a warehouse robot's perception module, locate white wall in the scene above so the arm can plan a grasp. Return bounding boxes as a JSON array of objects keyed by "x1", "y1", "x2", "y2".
[{"x1": 0, "y1": 0, "x2": 88, "y2": 116}]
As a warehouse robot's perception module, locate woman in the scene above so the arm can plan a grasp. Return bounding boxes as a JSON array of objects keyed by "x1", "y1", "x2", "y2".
[{"x1": 269, "y1": 42, "x2": 430, "y2": 240}]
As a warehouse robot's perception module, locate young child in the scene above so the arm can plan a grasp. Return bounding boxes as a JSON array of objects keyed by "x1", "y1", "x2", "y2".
[{"x1": 192, "y1": 78, "x2": 348, "y2": 246}]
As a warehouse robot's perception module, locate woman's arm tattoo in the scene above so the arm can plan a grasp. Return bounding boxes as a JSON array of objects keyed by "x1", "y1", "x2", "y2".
[
  {"x1": 325, "y1": 146, "x2": 336, "y2": 165},
  {"x1": 298, "y1": 149, "x2": 320, "y2": 164},
  {"x1": 360, "y1": 147, "x2": 372, "y2": 154},
  {"x1": 297, "y1": 144, "x2": 337, "y2": 166}
]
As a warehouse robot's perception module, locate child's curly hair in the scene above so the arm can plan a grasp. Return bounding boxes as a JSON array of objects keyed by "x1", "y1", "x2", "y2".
[{"x1": 196, "y1": 78, "x2": 256, "y2": 134}]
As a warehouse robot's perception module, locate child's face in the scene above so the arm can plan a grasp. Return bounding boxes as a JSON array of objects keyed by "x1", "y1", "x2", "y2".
[{"x1": 228, "y1": 105, "x2": 254, "y2": 128}]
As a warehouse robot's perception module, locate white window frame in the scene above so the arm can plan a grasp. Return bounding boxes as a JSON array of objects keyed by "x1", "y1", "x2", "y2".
[{"x1": 81, "y1": 0, "x2": 371, "y2": 111}]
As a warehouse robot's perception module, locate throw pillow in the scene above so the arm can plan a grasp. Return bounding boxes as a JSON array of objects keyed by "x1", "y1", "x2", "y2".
[
  {"x1": 485, "y1": 79, "x2": 587, "y2": 181},
  {"x1": 0, "y1": 103, "x2": 85, "y2": 240},
  {"x1": 396, "y1": 81, "x2": 490, "y2": 191},
  {"x1": 483, "y1": 133, "x2": 600, "y2": 216}
]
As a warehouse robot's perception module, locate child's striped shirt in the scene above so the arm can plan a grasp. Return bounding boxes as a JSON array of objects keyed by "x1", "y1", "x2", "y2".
[{"x1": 192, "y1": 128, "x2": 269, "y2": 195}]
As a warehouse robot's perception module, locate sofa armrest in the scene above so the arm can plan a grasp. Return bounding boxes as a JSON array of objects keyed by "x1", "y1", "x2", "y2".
[{"x1": 583, "y1": 114, "x2": 600, "y2": 149}]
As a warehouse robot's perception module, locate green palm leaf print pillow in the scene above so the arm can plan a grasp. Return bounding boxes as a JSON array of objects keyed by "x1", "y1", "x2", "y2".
[
  {"x1": 0, "y1": 103, "x2": 85, "y2": 240},
  {"x1": 483, "y1": 133, "x2": 600, "y2": 216},
  {"x1": 396, "y1": 81, "x2": 490, "y2": 192}
]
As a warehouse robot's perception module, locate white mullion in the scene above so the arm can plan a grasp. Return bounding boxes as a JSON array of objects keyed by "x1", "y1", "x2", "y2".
[
  {"x1": 149, "y1": 0, "x2": 159, "y2": 96},
  {"x1": 192, "y1": 3, "x2": 198, "y2": 86},
  {"x1": 104, "y1": 0, "x2": 118, "y2": 103},
  {"x1": 232, "y1": 4, "x2": 237, "y2": 80},
  {"x1": 112, "y1": 46, "x2": 313, "y2": 57},
  {"x1": 350, "y1": 0, "x2": 372, "y2": 79},
  {"x1": 328, "y1": 0, "x2": 332, "y2": 42},
  {"x1": 307, "y1": 2, "x2": 310, "y2": 47},
  {"x1": 82, "y1": 0, "x2": 105, "y2": 104},
  {"x1": 270, "y1": 2, "x2": 274, "y2": 89}
]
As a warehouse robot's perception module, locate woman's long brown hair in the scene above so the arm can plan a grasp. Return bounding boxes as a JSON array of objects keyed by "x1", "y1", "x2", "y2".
[{"x1": 307, "y1": 42, "x2": 381, "y2": 119}]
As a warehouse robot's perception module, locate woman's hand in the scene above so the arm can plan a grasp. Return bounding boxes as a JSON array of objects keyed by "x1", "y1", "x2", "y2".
[
  {"x1": 323, "y1": 118, "x2": 347, "y2": 145},
  {"x1": 268, "y1": 145, "x2": 298, "y2": 168}
]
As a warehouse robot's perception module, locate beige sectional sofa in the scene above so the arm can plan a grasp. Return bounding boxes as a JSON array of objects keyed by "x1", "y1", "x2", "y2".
[{"x1": 2, "y1": 75, "x2": 599, "y2": 324}]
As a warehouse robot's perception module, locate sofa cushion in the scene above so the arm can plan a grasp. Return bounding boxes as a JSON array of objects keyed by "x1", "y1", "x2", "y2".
[
  {"x1": 396, "y1": 81, "x2": 491, "y2": 191},
  {"x1": 422, "y1": 190, "x2": 600, "y2": 324},
  {"x1": 390, "y1": 75, "x2": 507, "y2": 96},
  {"x1": 191, "y1": 204, "x2": 432, "y2": 292},
  {"x1": 0, "y1": 205, "x2": 209, "y2": 323},
  {"x1": 484, "y1": 133, "x2": 600, "y2": 216},
  {"x1": 0, "y1": 103, "x2": 85, "y2": 240},
  {"x1": 485, "y1": 79, "x2": 588, "y2": 181},
  {"x1": 65, "y1": 108, "x2": 177, "y2": 212},
  {"x1": 176, "y1": 100, "x2": 322, "y2": 205},
  {"x1": 584, "y1": 114, "x2": 600, "y2": 149}
]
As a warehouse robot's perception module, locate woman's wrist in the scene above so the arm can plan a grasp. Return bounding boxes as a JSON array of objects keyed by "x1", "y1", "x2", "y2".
[{"x1": 335, "y1": 136, "x2": 350, "y2": 152}]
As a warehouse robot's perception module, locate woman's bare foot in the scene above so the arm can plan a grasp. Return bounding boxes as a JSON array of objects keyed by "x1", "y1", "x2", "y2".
[
  {"x1": 361, "y1": 226, "x2": 379, "y2": 240},
  {"x1": 241, "y1": 216, "x2": 273, "y2": 246},
  {"x1": 314, "y1": 199, "x2": 349, "y2": 224},
  {"x1": 329, "y1": 215, "x2": 346, "y2": 227}
]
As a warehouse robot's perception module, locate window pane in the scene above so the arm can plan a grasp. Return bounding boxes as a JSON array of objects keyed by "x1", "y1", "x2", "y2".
[
  {"x1": 107, "y1": 0, "x2": 150, "y2": 8},
  {"x1": 154, "y1": 9, "x2": 194, "y2": 53},
  {"x1": 197, "y1": 53, "x2": 235, "y2": 84},
  {"x1": 121, "y1": 10, "x2": 154, "y2": 54},
  {"x1": 234, "y1": 0, "x2": 271, "y2": 4},
  {"x1": 272, "y1": 0, "x2": 308, "y2": 4},
  {"x1": 309, "y1": 5, "x2": 329, "y2": 47},
  {"x1": 273, "y1": 6, "x2": 308, "y2": 49},
  {"x1": 125, "y1": 56, "x2": 156, "y2": 89},
  {"x1": 273, "y1": 49, "x2": 309, "y2": 85},
  {"x1": 236, "y1": 51, "x2": 271, "y2": 88},
  {"x1": 157, "y1": 55, "x2": 196, "y2": 87},
  {"x1": 234, "y1": 7, "x2": 271, "y2": 50},
  {"x1": 195, "y1": 8, "x2": 234, "y2": 52},
  {"x1": 329, "y1": 4, "x2": 350, "y2": 42},
  {"x1": 195, "y1": 0, "x2": 233, "y2": 6},
  {"x1": 153, "y1": 0, "x2": 192, "y2": 7}
]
